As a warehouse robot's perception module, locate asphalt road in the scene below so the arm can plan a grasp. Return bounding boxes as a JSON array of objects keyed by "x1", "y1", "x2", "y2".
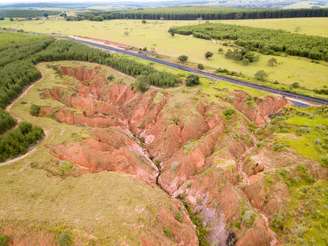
[{"x1": 73, "y1": 37, "x2": 328, "y2": 106}]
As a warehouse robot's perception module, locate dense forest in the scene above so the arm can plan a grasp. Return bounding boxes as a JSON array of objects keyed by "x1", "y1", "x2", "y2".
[
  {"x1": 75, "y1": 7, "x2": 328, "y2": 21},
  {"x1": 169, "y1": 23, "x2": 328, "y2": 61},
  {"x1": 0, "y1": 9, "x2": 59, "y2": 18}
]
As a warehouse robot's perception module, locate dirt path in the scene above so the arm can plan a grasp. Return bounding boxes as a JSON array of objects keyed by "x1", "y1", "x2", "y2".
[{"x1": 0, "y1": 78, "x2": 47, "y2": 167}]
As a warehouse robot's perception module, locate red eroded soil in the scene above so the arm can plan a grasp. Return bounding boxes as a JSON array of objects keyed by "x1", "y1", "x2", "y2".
[
  {"x1": 38, "y1": 65, "x2": 299, "y2": 246},
  {"x1": 233, "y1": 90, "x2": 288, "y2": 127}
]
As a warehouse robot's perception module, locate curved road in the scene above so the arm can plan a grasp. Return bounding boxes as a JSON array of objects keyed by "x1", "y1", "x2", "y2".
[{"x1": 72, "y1": 37, "x2": 328, "y2": 106}]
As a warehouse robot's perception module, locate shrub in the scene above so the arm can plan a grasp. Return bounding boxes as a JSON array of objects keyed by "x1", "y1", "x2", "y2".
[
  {"x1": 175, "y1": 211, "x2": 184, "y2": 222},
  {"x1": 254, "y1": 70, "x2": 268, "y2": 81},
  {"x1": 57, "y1": 232, "x2": 73, "y2": 246},
  {"x1": 30, "y1": 104, "x2": 41, "y2": 117},
  {"x1": 178, "y1": 55, "x2": 188, "y2": 63},
  {"x1": 142, "y1": 19, "x2": 147, "y2": 24},
  {"x1": 197, "y1": 64, "x2": 205, "y2": 70},
  {"x1": 182, "y1": 201, "x2": 209, "y2": 246},
  {"x1": 186, "y1": 75, "x2": 200, "y2": 87},
  {"x1": 107, "y1": 75, "x2": 115, "y2": 81},
  {"x1": 163, "y1": 227, "x2": 174, "y2": 239},
  {"x1": 0, "y1": 235, "x2": 10, "y2": 246},
  {"x1": 272, "y1": 142, "x2": 288, "y2": 152},
  {"x1": 320, "y1": 156, "x2": 328, "y2": 168},
  {"x1": 223, "y1": 109, "x2": 235, "y2": 120},
  {"x1": 205, "y1": 51, "x2": 213, "y2": 59},
  {"x1": 134, "y1": 76, "x2": 150, "y2": 92},
  {"x1": 267, "y1": 57, "x2": 278, "y2": 67},
  {"x1": 291, "y1": 82, "x2": 300, "y2": 89}
]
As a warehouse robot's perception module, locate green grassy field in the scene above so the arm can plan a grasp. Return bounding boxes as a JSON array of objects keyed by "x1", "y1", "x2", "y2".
[
  {"x1": 220, "y1": 17, "x2": 328, "y2": 37},
  {"x1": 1, "y1": 18, "x2": 328, "y2": 93}
]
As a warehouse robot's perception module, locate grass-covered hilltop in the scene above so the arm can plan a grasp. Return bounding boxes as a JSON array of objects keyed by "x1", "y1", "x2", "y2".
[{"x1": 0, "y1": 2, "x2": 327, "y2": 246}]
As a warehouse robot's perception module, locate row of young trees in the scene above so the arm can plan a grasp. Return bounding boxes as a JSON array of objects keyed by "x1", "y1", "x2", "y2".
[
  {"x1": 0, "y1": 122, "x2": 44, "y2": 162},
  {"x1": 32, "y1": 39, "x2": 180, "y2": 88},
  {"x1": 169, "y1": 23, "x2": 328, "y2": 61},
  {"x1": 0, "y1": 9, "x2": 59, "y2": 18},
  {"x1": 75, "y1": 7, "x2": 328, "y2": 21}
]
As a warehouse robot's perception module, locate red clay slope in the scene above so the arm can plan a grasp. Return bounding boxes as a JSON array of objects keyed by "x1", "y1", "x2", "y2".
[{"x1": 37, "y1": 65, "x2": 305, "y2": 246}]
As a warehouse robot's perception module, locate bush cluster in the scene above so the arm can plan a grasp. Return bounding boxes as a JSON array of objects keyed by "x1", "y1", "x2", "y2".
[
  {"x1": 0, "y1": 109, "x2": 16, "y2": 134},
  {"x1": 225, "y1": 48, "x2": 259, "y2": 65},
  {"x1": 0, "y1": 122, "x2": 44, "y2": 162}
]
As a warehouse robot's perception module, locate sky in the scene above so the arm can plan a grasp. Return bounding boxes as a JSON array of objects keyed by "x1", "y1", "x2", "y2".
[{"x1": 0, "y1": 0, "x2": 166, "y2": 3}]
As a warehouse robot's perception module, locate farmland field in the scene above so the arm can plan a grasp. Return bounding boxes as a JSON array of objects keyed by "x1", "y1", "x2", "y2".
[
  {"x1": 220, "y1": 17, "x2": 328, "y2": 37},
  {"x1": 1, "y1": 18, "x2": 328, "y2": 94}
]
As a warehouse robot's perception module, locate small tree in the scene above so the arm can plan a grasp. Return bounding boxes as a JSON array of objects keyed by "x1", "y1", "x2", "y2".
[
  {"x1": 43, "y1": 13, "x2": 49, "y2": 19},
  {"x1": 178, "y1": 55, "x2": 188, "y2": 63},
  {"x1": 267, "y1": 57, "x2": 278, "y2": 67},
  {"x1": 218, "y1": 48, "x2": 224, "y2": 53},
  {"x1": 168, "y1": 29, "x2": 175, "y2": 37},
  {"x1": 134, "y1": 76, "x2": 150, "y2": 92},
  {"x1": 291, "y1": 82, "x2": 300, "y2": 89},
  {"x1": 255, "y1": 70, "x2": 268, "y2": 81},
  {"x1": 197, "y1": 64, "x2": 205, "y2": 70},
  {"x1": 30, "y1": 104, "x2": 41, "y2": 117},
  {"x1": 0, "y1": 234, "x2": 10, "y2": 246},
  {"x1": 142, "y1": 19, "x2": 147, "y2": 24},
  {"x1": 186, "y1": 75, "x2": 200, "y2": 87},
  {"x1": 107, "y1": 75, "x2": 115, "y2": 81},
  {"x1": 205, "y1": 51, "x2": 214, "y2": 59}
]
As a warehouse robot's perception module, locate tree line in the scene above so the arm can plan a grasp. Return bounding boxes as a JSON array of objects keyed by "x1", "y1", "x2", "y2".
[
  {"x1": 169, "y1": 23, "x2": 328, "y2": 61},
  {"x1": 74, "y1": 7, "x2": 328, "y2": 21},
  {"x1": 0, "y1": 9, "x2": 59, "y2": 18},
  {"x1": 32, "y1": 39, "x2": 179, "y2": 88}
]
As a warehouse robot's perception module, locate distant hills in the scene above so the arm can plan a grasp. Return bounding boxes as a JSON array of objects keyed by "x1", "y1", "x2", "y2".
[{"x1": 0, "y1": 0, "x2": 327, "y2": 10}]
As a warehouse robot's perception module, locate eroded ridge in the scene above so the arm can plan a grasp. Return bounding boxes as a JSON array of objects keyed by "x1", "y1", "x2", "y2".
[{"x1": 36, "y1": 65, "x2": 326, "y2": 246}]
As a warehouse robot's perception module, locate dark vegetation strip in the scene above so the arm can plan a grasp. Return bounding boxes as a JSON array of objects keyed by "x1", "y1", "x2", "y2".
[
  {"x1": 169, "y1": 23, "x2": 328, "y2": 61},
  {"x1": 0, "y1": 9, "x2": 60, "y2": 19},
  {"x1": 73, "y1": 7, "x2": 328, "y2": 21}
]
